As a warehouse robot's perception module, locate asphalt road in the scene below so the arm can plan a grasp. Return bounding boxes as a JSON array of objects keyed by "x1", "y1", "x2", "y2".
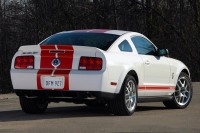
[{"x1": 0, "y1": 83, "x2": 200, "y2": 133}]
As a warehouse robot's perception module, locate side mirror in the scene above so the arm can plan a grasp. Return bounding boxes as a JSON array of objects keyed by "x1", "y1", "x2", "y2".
[{"x1": 157, "y1": 49, "x2": 169, "y2": 57}]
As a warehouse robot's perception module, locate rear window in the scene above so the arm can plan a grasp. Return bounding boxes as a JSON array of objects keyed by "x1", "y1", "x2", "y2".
[{"x1": 41, "y1": 32, "x2": 119, "y2": 50}]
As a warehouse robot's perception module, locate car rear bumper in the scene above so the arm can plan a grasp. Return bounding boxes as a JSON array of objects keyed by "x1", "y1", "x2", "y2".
[
  {"x1": 10, "y1": 69, "x2": 115, "y2": 93},
  {"x1": 15, "y1": 90, "x2": 117, "y2": 100}
]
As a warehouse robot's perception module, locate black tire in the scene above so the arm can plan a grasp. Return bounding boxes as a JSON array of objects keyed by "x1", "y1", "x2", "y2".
[
  {"x1": 163, "y1": 72, "x2": 193, "y2": 109},
  {"x1": 109, "y1": 75, "x2": 138, "y2": 116},
  {"x1": 19, "y1": 97, "x2": 48, "y2": 114}
]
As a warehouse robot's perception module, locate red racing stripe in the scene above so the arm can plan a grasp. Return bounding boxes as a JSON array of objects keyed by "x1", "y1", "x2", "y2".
[
  {"x1": 37, "y1": 45, "x2": 74, "y2": 90},
  {"x1": 54, "y1": 45, "x2": 74, "y2": 90},
  {"x1": 57, "y1": 45, "x2": 74, "y2": 69},
  {"x1": 37, "y1": 45, "x2": 56, "y2": 90},
  {"x1": 40, "y1": 45, "x2": 56, "y2": 69}
]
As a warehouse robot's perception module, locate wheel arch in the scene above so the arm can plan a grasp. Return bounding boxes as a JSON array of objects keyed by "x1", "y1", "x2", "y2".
[
  {"x1": 127, "y1": 70, "x2": 139, "y2": 85},
  {"x1": 181, "y1": 69, "x2": 190, "y2": 77},
  {"x1": 115, "y1": 69, "x2": 139, "y2": 94},
  {"x1": 173, "y1": 66, "x2": 191, "y2": 86}
]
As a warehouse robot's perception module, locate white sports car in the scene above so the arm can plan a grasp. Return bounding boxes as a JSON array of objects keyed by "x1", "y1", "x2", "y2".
[{"x1": 10, "y1": 29, "x2": 193, "y2": 115}]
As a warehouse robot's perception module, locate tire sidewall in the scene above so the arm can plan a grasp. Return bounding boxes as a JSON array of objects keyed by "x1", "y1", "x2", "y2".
[{"x1": 20, "y1": 97, "x2": 48, "y2": 114}]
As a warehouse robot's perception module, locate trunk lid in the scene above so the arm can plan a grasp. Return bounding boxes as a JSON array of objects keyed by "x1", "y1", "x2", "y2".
[{"x1": 18, "y1": 45, "x2": 102, "y2": 70}]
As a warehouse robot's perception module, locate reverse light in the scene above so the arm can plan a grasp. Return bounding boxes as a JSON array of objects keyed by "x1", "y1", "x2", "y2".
[
  {"x1": 79, "y1": 56, "x2": 102, "y2": 70},
  {"x1": 15, "y1": 56, "x2": 34, "y2": 69}
]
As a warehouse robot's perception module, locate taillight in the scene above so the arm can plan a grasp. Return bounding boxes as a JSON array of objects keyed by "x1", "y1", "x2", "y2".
[
  {"x1": 15, "y1": 56, "x2": 34, "y2": 69},
  {"x1": 79, "y1": 56, "x2": 102, "y2": 70}
]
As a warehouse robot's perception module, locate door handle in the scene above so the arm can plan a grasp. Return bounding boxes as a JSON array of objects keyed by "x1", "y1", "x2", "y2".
[{"x1": 145, "y1": 60, "x2": 150, "y2": 65}]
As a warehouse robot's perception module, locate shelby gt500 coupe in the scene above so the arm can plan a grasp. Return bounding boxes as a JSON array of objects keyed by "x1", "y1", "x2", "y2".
[{"x1": 10, "y1": 29, "x2": 193, "y2": 115}]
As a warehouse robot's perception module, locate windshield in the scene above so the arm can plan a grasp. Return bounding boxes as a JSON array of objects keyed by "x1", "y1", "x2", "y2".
[{"x1": 40, "y1": 32, "x2": 119, "y2": 51}]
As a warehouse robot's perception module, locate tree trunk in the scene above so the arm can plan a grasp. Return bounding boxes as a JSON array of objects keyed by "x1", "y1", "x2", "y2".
[
  {"x1": 194, "y1": 0, "x2": 200, "y2": 35},
  {"x1": 189, "y1": 0, "x2": 200, "y2": 35},
  {"x1": 112, "y1": 0, "x2": 118, "y2": 29},
  {"x1": 0, "y1": 0, "x2": 2, "y2": 89},
  {"x1": 93, "y1": 0, "x2": 100, "y2": 28},
  {"x1": 146, "y1": 0, "x2": 152, "y2": 38}
]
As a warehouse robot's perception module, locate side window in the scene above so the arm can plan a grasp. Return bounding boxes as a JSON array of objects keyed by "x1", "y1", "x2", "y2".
[
  {"x1": 131, "y1": 36, "x2": 156, "y2": 55},
  {"x1": 118, "y1": 40, "x2": 132, "y2": 52}
]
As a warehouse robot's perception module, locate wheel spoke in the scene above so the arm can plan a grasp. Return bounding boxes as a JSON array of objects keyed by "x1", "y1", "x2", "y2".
[
  {"x1": 127, "y1": 83, "x2": 131, "y2": 90},
  {"x1": 178, "y1": 95, "x2": 182, "y2": 103},
  {"x1": 126, "y1": 99, "x2": 130, "y2": 105},
  {"x1": 179, "y1": 79, "x2": 183, "y2": 87},
  {"x1": 127, "y1": 100, "x2": 131, "y2": 108},
  {"x1": 183, "y1": 90, "x2": 189, "y2": 95},
  {"x1": 178, "y1": 96, "x2": 182, "y2": 103},
  {"x1": 181, "y1": 96, "x2": 185, "y2": 104},
  {"x1": 176, "y1": 83, "x2": 181, "y2": 91},
  {"x1": 130, "y1": 99, "x2": 134, "y2": 107},
  {"x1": 126, "y1": 87, "x2": 130, "y2": 93},
  {"x1": 184, "y1": 84, "x2": 188, "y2": 91},
  {"x1": 129, "y1": 82, "x2": 132, "y2": 89},
  {"x1": 182, "y1": 80, "x2": 186, "y2": 87},
  {"x1": 183, "y1": 94, "x2": 188, "y2": 99},
  {"x1": 178, "y1": 79, "x2": 182, "y2": 86}
]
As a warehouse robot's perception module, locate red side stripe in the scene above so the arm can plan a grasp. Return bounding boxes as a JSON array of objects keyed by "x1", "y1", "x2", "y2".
[
  {"x1": 139, "y1": 86, "x2": 175, "y2": 90},
  {"x1": 138, "y1": 86, "x2": 146, "y2": 90}
]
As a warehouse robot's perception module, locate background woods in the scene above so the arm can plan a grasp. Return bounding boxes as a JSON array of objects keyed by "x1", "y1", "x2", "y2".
[{"x1": 0, "y1": 0, "x2": 200, "y2": 93}]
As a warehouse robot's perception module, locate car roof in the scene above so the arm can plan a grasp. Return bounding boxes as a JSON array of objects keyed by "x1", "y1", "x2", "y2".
[{"x1": 58, "y1": 29, "x2": 141, "y2": 36}]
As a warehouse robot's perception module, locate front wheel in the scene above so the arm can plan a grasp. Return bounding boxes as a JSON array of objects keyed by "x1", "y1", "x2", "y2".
[
  {"x1": 109, "y1": 75, "x2": 137, "y2": 116},
  {"x1": 19, "y1": 97, "x2": 48, "y2": 114},
  {"x1": 163, "y1": 72, "x2": 193, "y2": 109}
]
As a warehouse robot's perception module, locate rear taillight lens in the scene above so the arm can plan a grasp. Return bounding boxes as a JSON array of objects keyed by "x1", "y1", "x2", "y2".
[
  {"x1": 15, "y1": 56, "x2": 34, "y2": 69},
  {"x1": 79, "y1": 56, "x2": 102, "y2": 70}
]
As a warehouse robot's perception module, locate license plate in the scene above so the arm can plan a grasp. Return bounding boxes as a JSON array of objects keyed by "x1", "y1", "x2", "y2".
[{"x1": 41, "y1": 76, "x2": 64, "y2": 89}]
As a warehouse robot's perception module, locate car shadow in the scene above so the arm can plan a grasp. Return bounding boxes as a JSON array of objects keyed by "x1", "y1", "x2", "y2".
[
  {"x1": 0, "y1": 105, "x2": 171, "y2": 122},
  {"x1": 136, "y1": 106, "x2": 167, "y2": 112},
  {"x1": 0, "y1": 105, "x2": 111, "y2": 122}
]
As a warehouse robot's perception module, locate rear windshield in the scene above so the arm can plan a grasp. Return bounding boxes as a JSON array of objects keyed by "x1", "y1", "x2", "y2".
[{"x1": 40, "y1": 32, "x2": 119, "y2": 50}]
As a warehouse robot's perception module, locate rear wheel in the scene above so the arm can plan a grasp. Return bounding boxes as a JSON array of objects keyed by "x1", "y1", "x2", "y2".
[
  {"x1": 109, "y1": 75, "x2": 137, "y2": 116},
  {"x1": 163, "y1": 72, "x2": 193, "y2": 109},
  {"x1": 19, "y1": 97, "x2": 48, "y2": 114}
]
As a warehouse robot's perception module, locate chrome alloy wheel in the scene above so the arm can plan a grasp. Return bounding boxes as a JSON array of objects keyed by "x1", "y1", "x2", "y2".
[
  {"x1": 175, "y1": 77, "x2": 191, "y2": 106},
  {"x1": 125, "y1": 80, "x2": 137, "y2": 112}
]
